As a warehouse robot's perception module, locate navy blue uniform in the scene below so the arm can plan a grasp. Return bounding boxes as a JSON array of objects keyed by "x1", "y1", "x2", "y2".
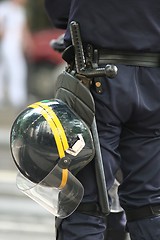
[
  {"x1": 45, "y1": 0, "x2": 160, "y2": 52},
  {"x1": 45, "y1": 1, "x2": 160, "y2": 239}
]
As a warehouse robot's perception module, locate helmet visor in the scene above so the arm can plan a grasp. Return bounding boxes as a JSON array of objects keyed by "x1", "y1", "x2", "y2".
[{"x1": 16, "y1": 163, "x2": 84, "y2": 218}]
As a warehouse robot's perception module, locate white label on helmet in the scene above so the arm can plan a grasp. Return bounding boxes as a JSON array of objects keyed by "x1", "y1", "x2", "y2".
[{"x1": 66, "y1": 134, "x2": 85, "y2": 156}]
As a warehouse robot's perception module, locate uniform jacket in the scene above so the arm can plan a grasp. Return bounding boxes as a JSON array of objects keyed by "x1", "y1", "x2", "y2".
[{"x1": 45, "y1": 0, "x2": 160, "y2": 52}]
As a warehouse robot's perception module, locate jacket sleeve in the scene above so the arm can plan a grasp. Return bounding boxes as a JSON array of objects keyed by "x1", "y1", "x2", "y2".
[{"x1": 44, "y1": 0, "x2": 71, "y2": 29}]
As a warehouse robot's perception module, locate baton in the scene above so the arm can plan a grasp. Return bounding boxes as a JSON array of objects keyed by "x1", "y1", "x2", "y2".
[{"x1": 70, "y1": 21, "x2": 117, "y2": 215}]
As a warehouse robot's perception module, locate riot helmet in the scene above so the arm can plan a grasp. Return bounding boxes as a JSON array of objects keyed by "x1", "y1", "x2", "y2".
[{"x1": 10, "y1": 99, "x2": 95, "y2": 218}]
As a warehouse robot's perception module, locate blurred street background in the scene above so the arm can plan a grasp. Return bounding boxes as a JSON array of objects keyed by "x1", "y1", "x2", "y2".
[{"x1": 0, "y1": 0, "x2": 66, "y2": 239}]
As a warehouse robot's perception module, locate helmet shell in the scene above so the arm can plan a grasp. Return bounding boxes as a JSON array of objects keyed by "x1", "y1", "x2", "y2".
[{"x1": 10, "y1": 99, "x2": 95, "y2": 183}]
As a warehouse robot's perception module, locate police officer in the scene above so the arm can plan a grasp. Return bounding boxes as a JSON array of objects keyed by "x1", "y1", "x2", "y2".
[
  {"x1": 44, "y1": 1, "x2": 160, "y2": 240},
  {"x1": 49, "y1": 25, "x2": 130, "y2": 240}
]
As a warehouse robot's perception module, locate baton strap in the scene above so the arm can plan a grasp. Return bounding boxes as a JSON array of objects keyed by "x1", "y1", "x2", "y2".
[
  {"x1": 96, "y1": 49, "x2": 160, "y2": 67},
  {"x1": 125, "y1": 204, "x2": 160, "y2": 222}
]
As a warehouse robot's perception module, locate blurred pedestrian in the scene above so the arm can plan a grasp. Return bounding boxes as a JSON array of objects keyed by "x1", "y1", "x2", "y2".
[{"x1": 0, "y1": 0, "x2": 33, "y2": 109}]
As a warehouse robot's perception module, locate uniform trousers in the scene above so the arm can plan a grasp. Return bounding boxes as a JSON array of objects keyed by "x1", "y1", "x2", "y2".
[{"x1": 57, "y1": 64, "x2": 160, "y2": 240}]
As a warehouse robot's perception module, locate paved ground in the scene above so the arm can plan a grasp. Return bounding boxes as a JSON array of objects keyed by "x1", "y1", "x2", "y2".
[
  {"x1": 0, "y1": 104, "x2": 56, "y2": 240},
  {"x1": 0, "y1": 105, "x2": 20, "y2": 144}
]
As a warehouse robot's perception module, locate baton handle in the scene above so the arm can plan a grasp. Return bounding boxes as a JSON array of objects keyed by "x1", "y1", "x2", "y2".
[
  {"x1": 70, "y1": 21, "x2": 86, "y2": 72},
  {"x1": 70, "y1": 21, "x2": 110, "y2": 215},
  {"x1": 70, "y1": 21, "x2": 117, "y2": 79}
]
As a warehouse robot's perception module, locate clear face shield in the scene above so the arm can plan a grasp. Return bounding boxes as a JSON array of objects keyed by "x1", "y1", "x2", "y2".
[{"x1": 16, "y1": 160, "x2": 84, "y2": 218}]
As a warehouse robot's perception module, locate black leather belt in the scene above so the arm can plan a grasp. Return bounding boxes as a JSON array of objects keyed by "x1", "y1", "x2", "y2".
[
  {"x1": 95, "y1": 49, "x2": 160, "y2": 67},
  {"x1": 125, "y1": 204, "x2": 160, "y2": 222}
]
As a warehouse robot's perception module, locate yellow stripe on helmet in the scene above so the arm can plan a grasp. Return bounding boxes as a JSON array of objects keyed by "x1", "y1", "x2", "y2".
[
  {"x1": 36, "y1": 102, "x2": 69, "y2": 152},
  {"x1": 59, "y1": 169, "x2": 69, "y2": 189},
  {"x1": 28, "y1": 103, "x2": 66, "y2": 159}
]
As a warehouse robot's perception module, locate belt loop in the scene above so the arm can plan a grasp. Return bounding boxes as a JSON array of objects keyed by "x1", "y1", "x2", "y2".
[
  {"x1": 86, "y1": 44, "x2": 99, "y2": 68},
  {"x1": 86, "y1": 44, "x2": 94, "y2": 67},
  {"x1": 93, "y1": 49, "x2": 99, "y2": 65}
]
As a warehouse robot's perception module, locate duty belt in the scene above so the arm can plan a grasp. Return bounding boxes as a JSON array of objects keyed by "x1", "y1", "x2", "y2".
[
  {"x1": 86, "y1": 46, "x2": 160, "y2": 67},
  {"x1": 125, "y1": 204, "x2": 160, "y2": 222}
]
